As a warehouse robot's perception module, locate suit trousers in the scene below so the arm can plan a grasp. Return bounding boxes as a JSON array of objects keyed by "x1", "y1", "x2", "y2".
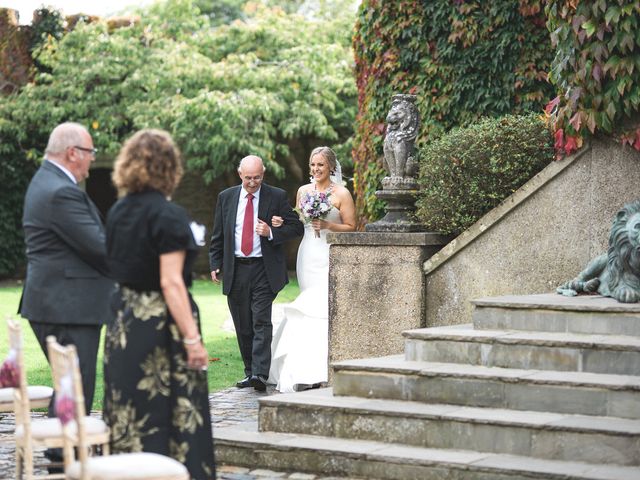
[
  {"x1": 30, "y1": 322, "x2": 102, "y2": 416},
  {"x1": 29, "y1": 322, "x2": 102, "y2": 465},
  {"x1": 227, "y1": 259, "x2": 277, "y2": 378}
]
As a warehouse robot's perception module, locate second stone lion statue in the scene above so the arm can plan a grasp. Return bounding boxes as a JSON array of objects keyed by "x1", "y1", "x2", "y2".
[{"x1": 557, "y1": 199, "x2": 640, "y2": 303}]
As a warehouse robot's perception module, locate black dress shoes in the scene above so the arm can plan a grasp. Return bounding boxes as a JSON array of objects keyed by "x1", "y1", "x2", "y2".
[
  {"x1": 236, "y1": 376, "x2": 252, "y2": 388},
  {"x1": 249, "y1": 374, "x2": 268, "y2": 392}
]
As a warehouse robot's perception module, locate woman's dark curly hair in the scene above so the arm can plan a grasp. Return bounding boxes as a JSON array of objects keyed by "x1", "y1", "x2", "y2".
[{"x1": 112, "y1": 129, "x2": 183, "y2": 197}]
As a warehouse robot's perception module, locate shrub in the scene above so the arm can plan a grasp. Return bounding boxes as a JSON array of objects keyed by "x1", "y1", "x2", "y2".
[
  {"x1": 415, "y1": 113, "x2": 553, "y2": 236},
  {"x1": 0, "y1": 110, "x2": 39, "y2": 278}
]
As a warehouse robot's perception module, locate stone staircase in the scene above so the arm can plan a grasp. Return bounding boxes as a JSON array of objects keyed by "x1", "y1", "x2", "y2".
[{"x1": 214, "y1": 293, "x2": 640, "y2": 479}]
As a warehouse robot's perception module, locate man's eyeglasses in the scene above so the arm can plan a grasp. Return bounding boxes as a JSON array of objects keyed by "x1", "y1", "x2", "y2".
[{"x1": 73, "y1": 146, "x2": 98, "y2": 156}]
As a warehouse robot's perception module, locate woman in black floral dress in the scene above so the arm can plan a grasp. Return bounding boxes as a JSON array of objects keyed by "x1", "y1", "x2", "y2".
[{"x1": 103, "y1": 129, "x2": 215, "y2": 479}]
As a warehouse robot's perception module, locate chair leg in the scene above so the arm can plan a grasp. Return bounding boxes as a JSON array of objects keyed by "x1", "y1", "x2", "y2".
[
  {"x1": 23, "y1": 446, "x2": 33, "y2": 480},
  {"x1": 15, "y1": 445, "x2": 23, "y2": 479}
]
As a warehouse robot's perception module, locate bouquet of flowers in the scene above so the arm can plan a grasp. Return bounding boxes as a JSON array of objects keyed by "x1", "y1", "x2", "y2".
[{"x1": 298, "y1": 190, "x2": 332, "y2": 237}]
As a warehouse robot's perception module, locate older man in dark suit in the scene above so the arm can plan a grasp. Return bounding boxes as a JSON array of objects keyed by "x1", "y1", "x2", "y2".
[
  {"x1": 19, "y1": 122, "x2": 113, "y2": 468},
  {"x1": 209, "y1": 155, "x2": 303, "y2": 391}
]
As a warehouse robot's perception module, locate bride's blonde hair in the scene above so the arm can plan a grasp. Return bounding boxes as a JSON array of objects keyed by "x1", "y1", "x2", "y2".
[{"x1": 309, "y1": 146, "x2": 337, "y2": 174}]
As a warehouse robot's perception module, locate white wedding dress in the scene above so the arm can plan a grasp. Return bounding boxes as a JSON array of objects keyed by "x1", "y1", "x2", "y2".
[{"x1": 268, "y1": 207, "x2": 342, "y2": 392}]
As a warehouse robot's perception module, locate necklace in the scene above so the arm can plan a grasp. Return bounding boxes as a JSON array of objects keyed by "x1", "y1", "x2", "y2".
[{"x1": 314, "y1": 181, "x2": 334, "y2": 195}]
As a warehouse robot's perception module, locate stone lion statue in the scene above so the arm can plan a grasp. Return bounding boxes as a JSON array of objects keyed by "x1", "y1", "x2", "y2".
[
  {"x1": 383, "y1": 94, "x2": 420, "y2": 179},
  {"x1": 557, "y1": 199, "x2": 640, "y2": 303}
]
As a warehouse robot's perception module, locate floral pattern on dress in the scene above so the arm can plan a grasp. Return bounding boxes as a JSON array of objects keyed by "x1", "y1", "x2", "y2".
[
  {"x1": 103, "y1": 288, "x2": 215, "y2": 479},
  {"x1": 173, "y1": 397, "x2": 204, "y2": 434},
  {"x1": 170, "y1": 439, "x2": 189, "y2": 463},
  {"x1": 121, "y1": 287, "x2": 166, "y2": 320},
  {"x1": 104, "y1": 388, "x2": 158, "y2": 452},
  {"x1": 137, "y1": 347, "x2": 171, "y2": 400}
]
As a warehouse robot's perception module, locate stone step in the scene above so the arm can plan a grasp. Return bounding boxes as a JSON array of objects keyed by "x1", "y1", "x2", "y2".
[
  {"x1": 403, "y1": 324, "x2": 640, "y2": 375},
  {"x1": 215, "y1": 422, "x2": 640, "y2": 480},
  {"x1": 471, "y1": 294, "x2": 640, "y2": 336},
  {"x1": 258, "y1": 388, "x2": 640, "y2": 466},
  {"x1": 332, "y1": 355, "x2": 640, "y2": 419}
]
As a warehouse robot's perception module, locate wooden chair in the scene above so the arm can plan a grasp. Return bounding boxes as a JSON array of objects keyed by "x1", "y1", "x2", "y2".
[
  {"x1": 8, "y1": 319, "x2": 109, "y2": 480},
  {"x1": 0, "y1": 319, "x2": 52, "y2": 413},
  {"x1": 46, "y1": 336, "x2": 190, "y2": 480}
]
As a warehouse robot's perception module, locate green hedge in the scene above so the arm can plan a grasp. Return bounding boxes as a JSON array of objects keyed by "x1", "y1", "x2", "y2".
[
  {"x1": 415, "y1": 114, "x2": 553, "y2": 235},
  {"x1": 0, "y1": 113, "x2": 38, "y2": 277},
  {"x1": 0, "y1": 7, "x2": 65, "y2": 278}
]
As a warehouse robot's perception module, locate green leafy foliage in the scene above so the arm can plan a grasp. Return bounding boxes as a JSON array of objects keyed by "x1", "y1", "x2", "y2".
[
  {"x1": 352, "y1": 0, "x2": 555, "y2": 225},
  {"x1": 416, "y1": 114, "x2": 553, "y2": 235},
  {"x1": 545, "y1": 1, "x2": 640, "y2": 155},
  {"x1": 0, "y1": 104, "x2": 39, "y2": 276},
  {"x1": 29, "y1": 8, "x2": 64, "y2": 55},
  {"x1": 0, "y1": 0, "x2": 357, "y2": 277},
  {"x1": 3, "y1": 0, "x2": 356, "y2": 180},
  {"x1": 193, "y1": 0, "x2": 246, "y2": 26}
]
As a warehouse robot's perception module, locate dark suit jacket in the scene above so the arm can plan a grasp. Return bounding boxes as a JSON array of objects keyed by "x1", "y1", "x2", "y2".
[
  {"x1": 209, "y1": 183, "x2": 303, "y2": 295},
  {"x1": 19, "y1": 160, "x2": 113, "y2": 325}
]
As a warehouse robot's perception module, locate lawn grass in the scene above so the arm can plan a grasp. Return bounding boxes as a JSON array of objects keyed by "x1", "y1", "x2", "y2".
[{"x1": 0, "y1": 278, "x2": 299, "y2": 410}]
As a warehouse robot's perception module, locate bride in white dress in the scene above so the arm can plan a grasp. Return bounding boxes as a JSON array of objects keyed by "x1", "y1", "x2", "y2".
[{"x1": 268, "y1": 147, "x2": 355, "y2": 392}]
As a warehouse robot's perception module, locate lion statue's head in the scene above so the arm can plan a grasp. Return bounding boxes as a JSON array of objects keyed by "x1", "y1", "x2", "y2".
[
  {"x1": 606, "y1": 199, "x2": 640, "y2": 299},
  {"x1": 558, "y1": 199, "x2": 640, "y2": 303},
  {"x1": 385, "y1": 95, "x2": 419, "y2": 141}
]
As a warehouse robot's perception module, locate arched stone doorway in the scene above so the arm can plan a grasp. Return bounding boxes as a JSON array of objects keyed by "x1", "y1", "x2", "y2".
[{"x1": 86, "y1": 167, "x2": 117, "y2": 220}]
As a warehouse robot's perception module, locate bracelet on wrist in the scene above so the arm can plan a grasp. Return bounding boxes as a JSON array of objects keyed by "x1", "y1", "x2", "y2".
[{"x1": 182, "y1": 334, "x2": 201, "y2": 346}]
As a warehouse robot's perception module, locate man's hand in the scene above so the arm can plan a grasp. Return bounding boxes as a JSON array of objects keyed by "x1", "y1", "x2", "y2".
[
  {"x1": 211, "y1": 269, "x2": 221, "y2": 283},
  {"x1": 256, "y1": 219, "x2": 272, "y2": 237}
]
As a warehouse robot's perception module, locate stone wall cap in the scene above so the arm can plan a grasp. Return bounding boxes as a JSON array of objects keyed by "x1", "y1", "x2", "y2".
[
  {"x1": 326, "y1": 231, "x2": 452, "y2": 246},
  {"x1": 472, "y1": 293, "x2": 640, "y2": 313}
]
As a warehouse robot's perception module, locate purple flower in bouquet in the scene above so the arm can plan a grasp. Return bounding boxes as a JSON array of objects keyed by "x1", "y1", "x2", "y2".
[
  {"x1": 0, "y1": 350, "x2": 20, "y2": 388},
  {"x1": 298, "y1": 190, "x2": 332, "y2": 237}
]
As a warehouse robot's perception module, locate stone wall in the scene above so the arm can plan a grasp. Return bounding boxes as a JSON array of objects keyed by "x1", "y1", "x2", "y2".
[
  {"x1": 424, "y1": 137, "x2": 640, "y2": 327},
  {"x1": 327, "y1": 232, "x2": 449, "y2": 364}
]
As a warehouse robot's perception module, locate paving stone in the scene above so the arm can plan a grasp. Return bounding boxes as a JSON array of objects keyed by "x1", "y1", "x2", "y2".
[
  {"x1": 218, "y1": 465, "x2": 252, "y2": 474},
  {"x1": 220, "y1": 474, "x2": 258, "y2": 480},
  {"x1": 249, "y1": 468, "x2": 288, "y2": 477},
  {"x1": 0, "y1": 386, "x2": 356, "y2": 480}
]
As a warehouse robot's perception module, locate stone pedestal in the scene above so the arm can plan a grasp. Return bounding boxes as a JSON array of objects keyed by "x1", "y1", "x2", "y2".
[
  {"x1": 326, "y1": 232, "x2": 450, "y2": 370},
  {"x1": 365, "y1": 177, "x2": 427, "y2": 232}
]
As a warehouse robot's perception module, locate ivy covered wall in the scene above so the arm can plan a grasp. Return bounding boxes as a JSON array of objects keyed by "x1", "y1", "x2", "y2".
[
  {"x1": 352, "y1": 0, "x2": 556, "y2": 224},
  {"x1": 545, "y1": 1, "x2": 640, "y2": 157},
  {"x1": 0, "y1": 9, "x2": 32, "y2": 94}
]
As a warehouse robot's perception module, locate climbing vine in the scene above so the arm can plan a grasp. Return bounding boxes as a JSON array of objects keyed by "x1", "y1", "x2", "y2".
[
  {"x1": 352, "y1": 0, "x2": 555, "y2": 225},
  {"x1": 545, "y1": 1, "x2": 640, "y2": 157}
]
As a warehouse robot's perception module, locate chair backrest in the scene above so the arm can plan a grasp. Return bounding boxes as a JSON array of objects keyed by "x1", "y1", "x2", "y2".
[
  {"x1": 7, "y1": 318, "x2": 30, "y2": 426},
  {"x1": 46, "y1": 336, "x2": 90, "y2": 477}
]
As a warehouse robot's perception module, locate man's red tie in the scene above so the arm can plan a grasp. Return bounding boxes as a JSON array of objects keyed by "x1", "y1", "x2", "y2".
[{"x1": 241, "y1": 193, "x2": 254, "y2": 256}]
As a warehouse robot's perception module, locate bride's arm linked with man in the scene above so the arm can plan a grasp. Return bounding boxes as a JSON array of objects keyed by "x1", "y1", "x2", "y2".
[{"x1": 208, "y1": 155, "x2": 303, "y2": 392}]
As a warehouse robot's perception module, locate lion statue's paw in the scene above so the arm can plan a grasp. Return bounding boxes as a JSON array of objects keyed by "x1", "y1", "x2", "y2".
[
  {"x1": 556, "y1": 287, "x2": 578, "y2": 297},
  {"x1": 613, "y1": 286, "x2": 640, "y2": 303}
]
